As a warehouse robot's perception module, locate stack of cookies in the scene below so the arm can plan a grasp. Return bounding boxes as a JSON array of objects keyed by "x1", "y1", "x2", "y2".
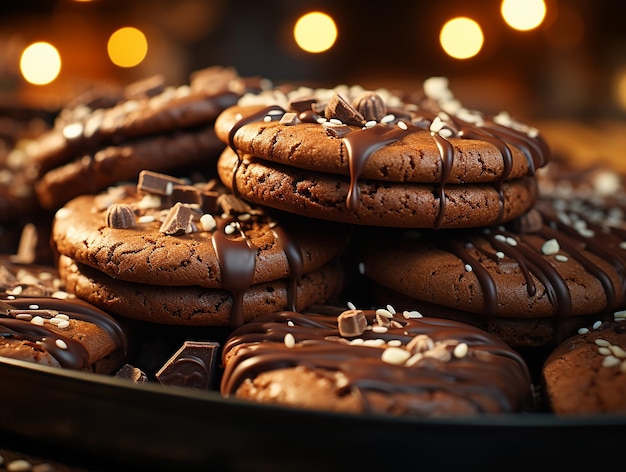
[{"x1": 30, "y1": 66, "x2": 267, "y2": 212}]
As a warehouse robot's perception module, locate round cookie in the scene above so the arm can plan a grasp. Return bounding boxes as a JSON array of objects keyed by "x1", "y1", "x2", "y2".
[
  {"x1": 0, "y1": 257, "x2": 127, "y2": 373},
  {"x1": 220, "y1": 304, "x2": 532, "y2": 416},
  {"x1": 57, "y1": 255, "x2": 343, "y2": 327},
  {"x1": 542, "y1": 314, "x2": 626, "y2": 414},
  {"x1": 213, "y1": 78, "x2": 549, "y2": 228},
  {"x1": 31, "y1": 66, "x2": 267, "y2": 211},
  {"x1": 51, "y1": 170, "x2": 350, "y2": 326},
  {"x1": 358, "y1": 197, "x2": 626, "y2": 348}
]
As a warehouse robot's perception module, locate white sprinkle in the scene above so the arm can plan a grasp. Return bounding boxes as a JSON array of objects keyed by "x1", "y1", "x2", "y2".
[
  {"x1": 55, "y1": 339, "x2": 68, "y2": 350},
  {"x1": 388, "y1": 339, "x2": 403, "y2": 347},
  {"x1": 376, "y1": 308, "x2": 393, "y2": 319},
  {"x1": 541, "y1": 238, "x2": 560, "y2": 255},
  {"x1": 56, "y1": 320, "x2": 70, "y2": 329},
  {"x1": 465, "y1": 264, "x2": 473, "y2": 272},
  {"x1": 28, "y1": 304, "x2": 39, "y2": 310},
  {"x1": 224, "y1": 223, "x2": 237, "y2": 235},
  {"x1": 593, "y1": 320, "x2": 602, "y2": 330},
  {"x1": 598, "y1": 347, "x2": 612, "y2": 356},
  {"x1": 381, "y1": 114, "x2": 395, "y2": 123},
  {"x1": 287, "y1": 320, "x2": 294, "y2": 327},
  {"x1": 439, "y1": 128, "x2": 453, "y2": 138},
  {"x1": 364, "y1": 120, "x2": 377, "y2": 128},
  {"x1": 55, "y1": 313, "x2": 70, "y2": 320},
  {"x1": 405, "y1": 352, "x2": 423, "y2": 367},
  {"x1": 200, "y1": 214, "x2": 217, "y2": 231},
  {"x1": 614, "y1": 310, "x2": 626, "y2": 320},
  {"x1": 595, "y1": 338, "x2": 610, "y2": 347},
  {"x1": 347, "y1": 301, "x2": 356, "y2": 310},
  {"x1": 578, "y1": 327, "x2": 590, "y2": 334},
  {"x1": 137, "y1": 215, "x2": 155, "y2": 224},
  {"x1": 386, "y1": 304, "x2": 396, "y2": 315},
  {"x1": 494, "y1": 234, "x2": 506, "y2": 242},
  {"x1": 609, "y1": 345, "x2": 626, "y2": 358},
  {"x1": 397, "y1": 121, "x2": 408, "y2": 130},
  {"x1": 363, "y1": 339, "x2": 386, "y2": 347},
  {"x1": 30, "y1": 316, "x2": 44, "y2": 326},
  {"x1": 316, "y1": 117, "x2": 327, "y2": 124},
  {"x1": 284, "y1": 333, "x2": 295, "y2": 348},
  {"x1": 453, "y1": 342, "x2": 469, "y2": 358},
  {"x1": 49, "y1": 317, "x2": 62, "y2": 325},
  {"x1": 555, "y1": 254, "x2": 569, "y2": 262},
  {"x1": 602, "y1": 355, "x2": 621, "y2": 368},
  {"x1": 329, "y1": 118, "x2": 343, "y2": 125},
  {"x1": 358, "y1": 262, "x2": 365, "y2": 275},
  {"x1": 381, "y1": 347, "x2": 411, "y2": 365},
  {"x1": 15, "y1": 314, "x2": 32, "y2": 321},
  {"x1": 372, "y1": 326, "x2": 388, "y2": 334},
  {"x1": 505, "y1": 237, "x2": 518, "y2": 246},
  {"x1": 496, "y1": 251, "x2": 504, "y2": 259},
  {"x1": 350, "y1": 338, "x2": 365, "y2": 345},
  {"x1": 263, "y1": 115, "x2": 272, "y2": 122},
  {"x1": 402, "y1": 310, "x2": 422, "y2": 319}
]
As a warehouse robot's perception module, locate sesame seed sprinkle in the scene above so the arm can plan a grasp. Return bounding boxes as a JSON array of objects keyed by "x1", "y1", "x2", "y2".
[
  {"x1": 55, "y1": 339, "x2": 68, "y2": 350},
  {"x1": 284, "y1": 333, "x2": 295, "y2": 348}
]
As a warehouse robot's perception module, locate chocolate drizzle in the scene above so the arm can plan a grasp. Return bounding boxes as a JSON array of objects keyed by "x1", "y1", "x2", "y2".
[
  {"x1": 221, "y1": 309, "x2": 531, "y2": 415},
  {"x1": 211, "y1": 218, "x2": 258, "y2": 327}
]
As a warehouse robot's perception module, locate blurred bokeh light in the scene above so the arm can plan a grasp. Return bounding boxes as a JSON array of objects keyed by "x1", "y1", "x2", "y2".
[
  {"x1": 20, "y1": 41, "x2": 61, "y2": 85},
  {"x1": 293, "y1": 11, "x2": 337, "y2": 54},
  {"x1": 439, "y1": 17, "x2": 484, "y2": 59},
  {"x1": 107, "y1": 27, "x2": 148, "y2": 68}
]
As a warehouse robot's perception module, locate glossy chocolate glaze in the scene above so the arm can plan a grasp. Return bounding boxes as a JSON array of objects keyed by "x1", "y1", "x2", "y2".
[
  {"x1": 0, "y1": 294, "x2": 127, "y2": 369},
  {"x1": 225, "y1": 82, "x2": 550, "y2": 228},
  {"x1": 221, "y1": 308, "x2": 532, "y2": 415}
]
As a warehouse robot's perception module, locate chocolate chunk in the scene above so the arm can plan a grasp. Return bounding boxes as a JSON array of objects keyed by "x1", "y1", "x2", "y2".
[
  {"x1": 510, "y1": 208, "x2": 544, "y2": 233},
  {"x1": 279, "y1": 112, "x2": 299, "y2": 126},
  {"x1": 105, "y1": 203, "x2": 136, "y2": 229},
  {"x1": 200, "y1": 189, "x2": 220, "y2": 214},
  {"x1": 155, "y1": 341, "x2": 220, "y2": 390},
  {"x1": 171, "y1": 184, "x2": 201, "y2": 206},
  {"x1": 137, "y1": 170, "x2": 186, "y2": 196},
  {"x1": 338, "y1": 309, "x2": 368, "y2": 337},
  {"x1": 324, "y1": 93, "x2": 365, "y2": 126},
  {"x1": 159, "y1": 202, "x2": 193, "y2": 235},
  {"x1": 352, "y1": 92, "x2": 387, "y2": 122},
  {"x1": 322, "y1": 122, "x2": 352, "y2": 138},
  {"x1": 114, "y1": 363, "x2": 148, "y2": 384},
  {"x1": 288, "y1": 96, "x2": 318, "y2": 113}
]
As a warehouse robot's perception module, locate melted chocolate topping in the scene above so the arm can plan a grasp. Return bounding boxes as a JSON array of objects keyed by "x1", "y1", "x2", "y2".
[{"x1": 221, "y1": 309, "x2": 531, "y2": 415}]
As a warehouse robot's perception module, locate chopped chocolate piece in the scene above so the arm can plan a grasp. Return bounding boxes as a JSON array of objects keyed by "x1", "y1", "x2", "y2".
[
  {"x1": 200, "y1": 189, "x2": 220, "y2": 214},
  {"x1": 171, "y1": 184, "x2": 201, "y2": 206},
  {"x1": 322, "y1": 122, "x2": 352, "y2": 138},
  {"x1": 155, "y1": 341, "x2": 220, "y2": 390},
  {"x1": 217, "y1": 193, "x2": 253, "y2": 216},
  {"x1": 288, "y1": 96, "x2": 318, "y2": 113},
  {"x1": 279, "y1": 112, "x2": 299, "y2": 126},
  {"x1": 324, "y1": 93, "x2": 365, "y2": 126},
  {"x1": 510, "y1": 208, "x2": 543, "y2": 233},
  {"x1": 352, "y1": 92, "x2": 387, "y2": 122},
  {"x1": 338, "y1": 309, "x2": 368, "y2": 337},
  {"x1": 159, "y1": 202, "x2": 193, "y2": 235},
  {"x1": 115, "y1": 363, "x2": 148, "y2": 384},
  {"x1": 105, "y1": 203, "x2": 136, "y2": 229},
  {"x1": 137, "y1": 170, "x2": 186, "y2": 196}
]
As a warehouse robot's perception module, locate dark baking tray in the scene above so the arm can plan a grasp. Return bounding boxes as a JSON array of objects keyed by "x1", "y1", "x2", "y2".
[{"x1": 0, "y1": 356, "x2": 624, "y2": 471}]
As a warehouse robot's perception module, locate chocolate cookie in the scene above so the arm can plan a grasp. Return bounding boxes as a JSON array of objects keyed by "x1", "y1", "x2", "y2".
[
  {"x1": 220, "y1": 304, "x2": 532, "y2": 416},
  {"x1": 51, "y1": 170, "x2": 349, "y2": 326},
  {"x1": 358, "y1": 197, "x2": 626, "y2": 348},
  {"x1": 32, "y1": 66, "x2": 267, "y2": 210},
  {"x1": 542, "y1": 314, "x2": 626, "y2": 414},
  {"x1": 213, "y1": 78, "x2": 549, "y2": 228},
  {"x1": 0, "y1": 257, "x2": 127, "y2": 373}
]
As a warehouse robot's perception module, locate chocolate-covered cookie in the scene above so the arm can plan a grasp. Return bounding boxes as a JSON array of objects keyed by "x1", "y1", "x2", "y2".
[
  {"x1": 221, "y1": 304, "x2": 532, "y2": 416},
  {"x1": 32, "y1": 66, "x2": 267, "y2": 211},
  {"x1": 358, "y1": 197, "x2": 626, "y2": 348},
  {"x1": 542, "y1": 314, "x2": 626, "y2": 414},
  {"x1": 214, "y1": 78, "x2": 549, "y2": 228},
  {"x1": 52, "y1": 170, "x2": 349, "y2": 326},
  {"x1": 0, "y1": 256, "x2": 127, "y2": 373}
]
